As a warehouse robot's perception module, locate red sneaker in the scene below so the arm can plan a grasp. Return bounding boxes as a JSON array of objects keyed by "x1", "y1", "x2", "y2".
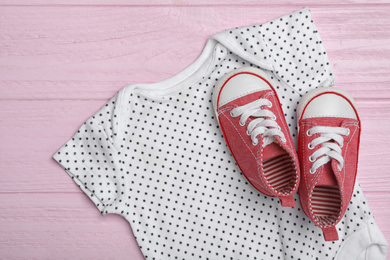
[
  {"x1": 213, "y1": 67, "x2": 300, "y2": 207},
  {"x1": 297, "y1": 87, "x2": 361, "y2": 241}
]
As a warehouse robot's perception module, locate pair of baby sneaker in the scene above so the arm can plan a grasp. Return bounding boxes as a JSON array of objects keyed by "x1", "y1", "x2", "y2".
[{"x1": 212, "y1": 67, "x2": 361, "y2": 241}]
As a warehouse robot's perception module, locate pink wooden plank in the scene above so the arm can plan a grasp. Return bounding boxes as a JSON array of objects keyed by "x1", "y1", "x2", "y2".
[
  {"x1": 1, "y1": 6, "x2": 390, "y2": 99},
  {"x1": 0, "y1": 192, "x2": 387, "y2": 259},
  {"x1": 1, "y1": 3, "x2": 390, "y2": 260},
  {"x1": 0, "y1": 81, "x2": 124, "y2": 100},
  {"x1": 0, "y1": 193, "x2": 144, "y2": 259},
  {"x1": 1, "y1": 0, "x2": 390, "y2": 5}
]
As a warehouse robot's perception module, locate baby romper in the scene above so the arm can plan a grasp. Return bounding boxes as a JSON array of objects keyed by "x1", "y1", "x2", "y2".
[{"x1": 53, "y1": 7, "x2": 388, "y2": 260}]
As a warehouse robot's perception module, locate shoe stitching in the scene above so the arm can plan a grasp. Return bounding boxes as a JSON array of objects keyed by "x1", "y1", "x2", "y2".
[
  {"x1": 218, "y1": 106, "x2": 259, "y2": 165},
  {"x1": 301, "y1": 125, "x2": 332, "y2": 229},
  {"x1": 265, "y1": 93, "x2": 297, "y2": 159},
  {"x1": 219, "y1": 92, "x2": 299, "y2": 197},
  {"x1": 334, "y1": 122, "x2": 359, "y2": 227},
  {"x1": 219, "y1": 106, "x2": 270, "y2": 192},
  {"x1": 301, "y1": 120, "x2": 359, "y2": 228},
  {"x1": 257, "y1": 138, "x2": 278, "y2": 193},
  {"x1": 300, "y1": 121, "x2": 318, "y2": 201},
  {"x1": 261, "y1": 92, "x2": 299, "y2": 196},
  {"x1": 338, "y1": 122, "x2": 359, "y2": 198},
  {"x1": 220, "y1": 89, "x2": 265, "y2": 107}
]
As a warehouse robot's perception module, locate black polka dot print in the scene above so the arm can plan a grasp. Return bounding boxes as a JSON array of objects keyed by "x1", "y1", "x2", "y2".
[{"x1": 53, "y1": 7, "x2": 387, "y2": 260}]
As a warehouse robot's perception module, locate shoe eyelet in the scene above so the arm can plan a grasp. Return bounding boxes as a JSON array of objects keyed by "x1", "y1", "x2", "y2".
[
  {"x1": 281, "y1": 137, "x2": 287, "y2": 143},
  {"x1": 271, "y1": 115, "x2": 277, "y2": 120},
  {"x1": 252, "y1": 138, "x2": 259, "y2": 146},
  {"x1": 230, "y1": 110, "x2": 235, "y2": 117},
  {"x1": 309, "y1": 156, "x2": 315, "y2": 162},
  {"x1": 239, "y1": 120, "x2": 245, "y2": 127},
  {"x1": 309, "y1": 168, "x2": 316, "y2": 174},
  {"x1": 267, "y1": 101, "x2": 273, "y2": 108},
  {"x1": 306, "y1": 130, "x2": 312, "y2": 136},
  {"x1": 345, "y1": 128, "x2": 350, "y2": 136},
  {"x1": 308, "y1": 143, "x2": 314, "y2": 149},
  {"x1": 246, "y1": 130, "x2": 251, "y2": 136}
]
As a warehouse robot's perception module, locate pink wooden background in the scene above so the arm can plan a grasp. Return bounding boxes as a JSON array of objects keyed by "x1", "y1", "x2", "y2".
[{"x1": 1, "y1": 1, "x2": 389, "y2": 259}]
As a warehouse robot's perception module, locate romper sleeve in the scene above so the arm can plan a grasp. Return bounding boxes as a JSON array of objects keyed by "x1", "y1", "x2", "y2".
[
  {"x1": 53, "y1": 93, "x2": 125, "y2": 215},
  {"x1": 212, "y1": 7, "x2": 335, "y2": 95},
  {"x1": 257, "y1": 7, "x2": 335, "y2": 94}
]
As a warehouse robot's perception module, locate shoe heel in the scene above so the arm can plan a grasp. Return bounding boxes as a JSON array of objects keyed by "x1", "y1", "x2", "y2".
[
  {"x1": 279, "y1": 195, "x2": 295, "y2": 207},
  {"x1": 322, "y1": 226, "x2": 339, "y2": 241}
]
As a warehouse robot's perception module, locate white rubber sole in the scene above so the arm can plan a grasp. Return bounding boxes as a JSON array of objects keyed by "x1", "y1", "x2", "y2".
[
  {"x1": 212, "y1": 67, "x2": 269, "y2": 117},
  {"x1": 296, "y1": 87, "x2": 358, "y2": 123}
]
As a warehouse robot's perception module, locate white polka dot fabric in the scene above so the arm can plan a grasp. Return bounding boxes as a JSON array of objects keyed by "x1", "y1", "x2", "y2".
[{"x1": 53, "y1": 7, "x2": 387, "y2": 260}]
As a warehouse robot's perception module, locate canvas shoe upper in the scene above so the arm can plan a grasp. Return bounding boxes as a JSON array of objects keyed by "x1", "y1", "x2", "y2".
[
  {"x1": 297, "y1": 87, "x2": 361, "y2": 241},
  {"x1": 212, "y1": 67, "x2": 300, "y2": 207}
]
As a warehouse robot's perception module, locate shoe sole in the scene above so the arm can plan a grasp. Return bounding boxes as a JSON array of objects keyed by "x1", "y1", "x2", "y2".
[
  {"x1": 296, "y1": 87, "x2": 359, "y2": 125},
  {"x1": 212, "y1": 67, "x2": 270, "y2": 116}
]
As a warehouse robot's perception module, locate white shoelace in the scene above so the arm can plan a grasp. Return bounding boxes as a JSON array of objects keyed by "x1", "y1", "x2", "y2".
[
  {"x1": 307, "y1": 126, "x2": 350, "y2": 174},
  {"x1": 230, "y1": 98, "x2": 286, "y2": 147}
]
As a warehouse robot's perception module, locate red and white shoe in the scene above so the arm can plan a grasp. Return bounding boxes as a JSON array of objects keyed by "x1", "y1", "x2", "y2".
[
  {"x1": 297, "y1": 87, "x2": 361, "y2": 241},
  {"x1": 213, "y1": 67, "x2": 300, "y2": 207}
]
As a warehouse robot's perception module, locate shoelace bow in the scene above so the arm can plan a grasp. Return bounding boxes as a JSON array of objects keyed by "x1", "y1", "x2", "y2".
[
  {"x1": 307, "y1": 126, "x2": 350, "y2": 174},
  {"x1": 230, "y1": 98, "x2": 286, "y2": 147}
]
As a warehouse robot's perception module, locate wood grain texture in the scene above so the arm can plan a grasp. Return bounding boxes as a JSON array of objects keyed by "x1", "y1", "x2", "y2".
[
  {"x1": 0, "y1": 2, "x2": 389, "y2": 259},
  {"x1": 1, "y1": 0, "x2": 390, "y2": 5},
  {"x1": 0, "y1": 193, "x2": 143, "y2": 259}
]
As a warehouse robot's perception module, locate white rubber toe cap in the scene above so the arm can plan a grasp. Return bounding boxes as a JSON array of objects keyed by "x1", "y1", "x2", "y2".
[
  {"x1": 213, "y1": 67, "x2": 271, "y2": 109},
  {"x1": 298, "y1": 87, "x2": 358, "y2": 120}
]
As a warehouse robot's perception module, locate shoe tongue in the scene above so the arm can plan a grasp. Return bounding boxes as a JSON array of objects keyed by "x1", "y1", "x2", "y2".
[
  {"x1": 263, "y1": 141, "x2": 286, "y2": 161},
  {"x1": 317, "y1": 163, "x2": 338, "y2": 187}
]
